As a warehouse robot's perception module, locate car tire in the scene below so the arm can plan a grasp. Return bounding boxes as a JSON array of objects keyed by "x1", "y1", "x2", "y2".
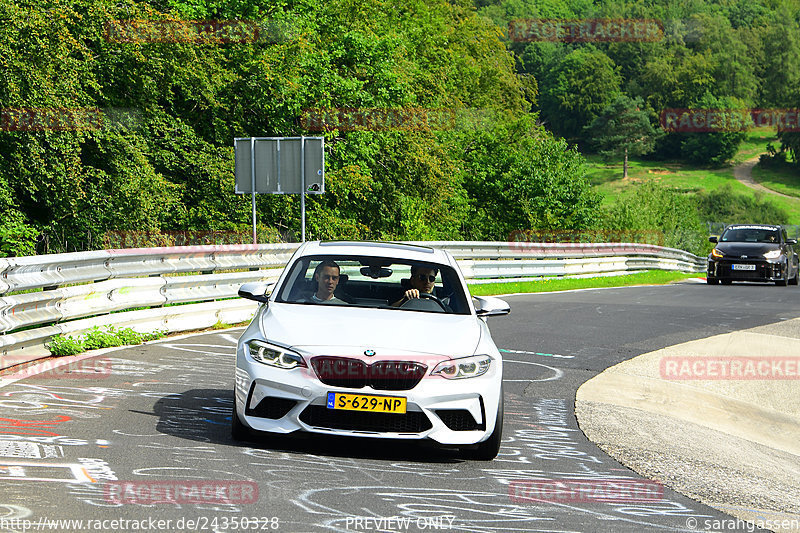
[
  {"x1": 706, "y1": 278, "x2": 719, "y2": 285},
  {"x1": 463, "y1": 388, "x2": 504, "y2": 461},
  {"x1": 789, "y1": 270, "x2": 799, "y2": 286},
  {"x1": 231, "y1": 397, "x2": 252, "y2": 441}
]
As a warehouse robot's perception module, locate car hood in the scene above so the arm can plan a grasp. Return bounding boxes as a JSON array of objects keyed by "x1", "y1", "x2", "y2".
[
  {"x1": 259, "y1": 302, "x2": 482, "y2": 357},
  {"x1": 715, "y1": 242, "x2": 780, "y2": 257}
]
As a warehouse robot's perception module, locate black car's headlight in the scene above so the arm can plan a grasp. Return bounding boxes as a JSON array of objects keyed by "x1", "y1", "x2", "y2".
[
  {"x1": 711, "y1": 248, "x2": 724, "y2": 259},
  {"x1": 431, "y1": 355, "x2": 492, "y2": 379},
  {"x1": 246, "y1": 340, "x2": 306, "y2": 369},
  {"x1": 763, "y1": 250, "x2": 781, "y2": 260}
]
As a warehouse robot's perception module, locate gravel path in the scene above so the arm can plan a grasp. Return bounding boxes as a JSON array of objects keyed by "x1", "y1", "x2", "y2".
[{"x1": 733, "y1": 156, "x2": 795, "y2": 199}]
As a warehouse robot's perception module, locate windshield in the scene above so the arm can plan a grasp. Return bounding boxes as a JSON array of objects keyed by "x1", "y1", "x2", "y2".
[
  {"x1": 275, "y1": 255, "x2": 470, "y2": 315},
  {"x1": 721, "y1": 228, "x2": 780, "y2": 243}
]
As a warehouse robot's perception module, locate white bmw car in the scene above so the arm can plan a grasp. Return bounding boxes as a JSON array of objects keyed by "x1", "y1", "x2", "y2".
[{"x1": 233, "y1": 241, "x2": 510, "y2": 459}]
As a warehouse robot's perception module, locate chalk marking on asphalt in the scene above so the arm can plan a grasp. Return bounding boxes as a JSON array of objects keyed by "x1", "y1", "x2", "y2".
[
  {"x1": 503, "y1": 359, "x2": 564, "y2": 382},
  {"x1": 500, "y1": 349, "x2": 574, "y2": 359}
]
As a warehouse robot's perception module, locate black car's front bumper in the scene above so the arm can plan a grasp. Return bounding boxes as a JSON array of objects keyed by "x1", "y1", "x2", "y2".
[{"x1": 707, "y1": 258, "x2": 786, "y2": 282}]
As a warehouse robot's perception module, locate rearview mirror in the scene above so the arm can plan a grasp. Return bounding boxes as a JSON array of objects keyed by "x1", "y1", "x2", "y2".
[
  {"x1": 474, "y1": 295, "x2": 510, "y2": 317},
  {"x1": 238, "y1": 282, "x2": 274, "y2": 303},
  {"x1": 787, "y1": 239, "x2": 797, "y2": 245},
  {"x1": 709, "y1": 236, "x2": 718, "y2": 243},
  {"x1": 360, "y1": 266, "x2": 393, "y2": 279}
]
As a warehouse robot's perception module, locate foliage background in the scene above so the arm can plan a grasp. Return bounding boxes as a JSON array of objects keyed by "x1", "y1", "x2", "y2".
[{"x1": 1, "y1": 0, "x2": 799, "y2": 257}]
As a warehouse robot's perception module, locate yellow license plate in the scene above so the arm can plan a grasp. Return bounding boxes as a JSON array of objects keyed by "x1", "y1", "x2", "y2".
[{"x1": 326, "y1": 392, "x2": 407, "y2": 414}]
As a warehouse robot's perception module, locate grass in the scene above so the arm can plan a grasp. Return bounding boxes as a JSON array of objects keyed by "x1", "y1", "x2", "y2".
[
  {"x1": 469, "y1": 270, "x2": 701, "y2": 296},
  {"x1": 730, "y1": 127, "x2": 779, "y2": 164},
  {"x1": 585, "y1": 128, "x2": 800, "y2": 224},
  {"x1": 751, "y1": 164, "x2": 800, "y2": 198}
]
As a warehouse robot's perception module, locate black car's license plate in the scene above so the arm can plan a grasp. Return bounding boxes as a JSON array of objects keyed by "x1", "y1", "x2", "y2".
[
  {"x1": 732, "y1": 264, "x2": 756, "y2": 271},
  {"x1": 326, "y1": 392, "x2": 407, "y2": 413}
]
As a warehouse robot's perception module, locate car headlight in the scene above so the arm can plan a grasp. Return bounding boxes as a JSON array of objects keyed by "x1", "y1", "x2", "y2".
[
  {"x1": 246, "y1": 340, "x2": 306, "y2": 369},
  {"x1": 763, "y1": 250, "x2": 781, "y2": 259},
  {"x1": 711, "y1": 248, "x2": 724, "y2": 259},
  {"x1": 431, "y1": 355, "x2": 492, "y2": 379}
]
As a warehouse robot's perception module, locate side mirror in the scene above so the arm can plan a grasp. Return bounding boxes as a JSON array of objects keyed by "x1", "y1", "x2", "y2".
[
  {"x1": 238, "y1": 282, "x2": 274, "y2": 303},
  {"x1": 474, "y1": 295, "x2": 510, "y2": 317},
  {"x1": 709, "y1": 236, "x2": 718, "y2": 243},
  {"x1": 787, "y1": 239, "x2": 797, "y2": 245}
]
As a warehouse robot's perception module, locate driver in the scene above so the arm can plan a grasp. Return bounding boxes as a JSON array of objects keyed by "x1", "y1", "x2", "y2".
[{"x1": 391, "y1": 265, "x2": 439, "y2": 307}]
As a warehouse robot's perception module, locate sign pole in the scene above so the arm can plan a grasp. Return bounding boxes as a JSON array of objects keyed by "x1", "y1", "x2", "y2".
[
  {"x1": 300, "y1": 135, "x2": 306, "y2": 242},
  {"x1": 250, "y1": 137, "x2": 256, "y2": 244}
]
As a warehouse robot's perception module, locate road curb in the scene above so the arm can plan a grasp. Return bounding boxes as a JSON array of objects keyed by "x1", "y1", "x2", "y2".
[{"x1": 575, "y1": 320, "x2": 800, "y2": 530}]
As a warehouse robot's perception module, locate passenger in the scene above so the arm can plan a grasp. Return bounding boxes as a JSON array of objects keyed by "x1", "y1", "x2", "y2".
[
  {"x1": 307, "y1": 260, "x2": 347, "y2": 304},
  {"x1": 391, "y1": 265, "x2": 440, "y2": 307}
]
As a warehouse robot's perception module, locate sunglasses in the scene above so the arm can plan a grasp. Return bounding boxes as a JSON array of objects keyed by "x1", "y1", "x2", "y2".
[{"x1": 415, "y1": 274, "x2": 436, "y2": 283}]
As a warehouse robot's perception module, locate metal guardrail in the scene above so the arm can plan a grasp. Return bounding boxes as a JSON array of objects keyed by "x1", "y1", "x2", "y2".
[{"x1": 0, "y1": 241, "x2": 705, "y2": 370}]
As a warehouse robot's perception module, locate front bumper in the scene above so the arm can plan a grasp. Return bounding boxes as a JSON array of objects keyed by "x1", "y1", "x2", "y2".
[
  {"x1": 234, "y1": 345, "x2": 502, "y2": 446},
  {"x1": 708, "y1": 258, "x2": 786, "y2": 282}
]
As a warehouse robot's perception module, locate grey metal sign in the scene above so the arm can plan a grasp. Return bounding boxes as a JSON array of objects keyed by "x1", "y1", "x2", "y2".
[
  {"x1": 234, "y1": 137, "x2": 324, "y2": 194},
  {"x1": 234, "y1": 136, "x2": 325, "y2": 243}
]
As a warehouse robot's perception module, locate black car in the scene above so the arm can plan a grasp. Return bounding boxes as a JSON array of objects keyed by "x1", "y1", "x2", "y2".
[{"x1": 707, "y1": 224, "x2": 799, "y2": 285}]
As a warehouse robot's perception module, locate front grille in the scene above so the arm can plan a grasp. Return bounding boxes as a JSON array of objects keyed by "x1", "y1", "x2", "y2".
[
  {"x1": 246, "y1": 397, "x2": 297, "y2": 419},
  {"x1": 435, "y1": 409, "x2": 481, "y2": 431},
  {"x1": 719, "y1": 261, "x2": 769, "y2": 279},
  {"x1": 310, "y1": 357, "x2": 427, "y2": 391},
  {"x1": 299, "y1": 405, "x2": 432, "y2": 433}
]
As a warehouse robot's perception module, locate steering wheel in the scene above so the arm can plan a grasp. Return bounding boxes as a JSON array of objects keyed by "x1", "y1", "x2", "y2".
[{"x1": 400, "y1": 291, "x2": 448, "y2": 312}]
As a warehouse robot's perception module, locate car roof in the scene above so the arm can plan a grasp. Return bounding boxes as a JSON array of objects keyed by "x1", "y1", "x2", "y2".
[
  {"x1": 725, "y1": 224, "x2": 781, "y2": 231},
  {"x1": 294, "y1": 240, "x2": 453, "y2": 265}
]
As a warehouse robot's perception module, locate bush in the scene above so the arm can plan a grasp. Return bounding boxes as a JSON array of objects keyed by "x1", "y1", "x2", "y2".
[
  {"x1": 82, "y1": 327, "x2": 124, "y2": 350},
  {"x1": 46, "y1": 326, "x2": 167, "y2": 356},
  {"x1": 47, "y1": 335, "x2": 85, "y2": 356},
  {"x1": 0, "y1": 211, "x2": 39, "y2": 257},
  {"x1": 139, "y1": 329, "x2": 168, "y2": 342},
  {"x1": 599, "y1": 182, "x2": 710, "y2": 255},
  {"x1": 114, "y1": 327, "x2": 145, "y2": 345},
  {"x1": 696, "y1": 184, "x2": 789, "y2": 224}
]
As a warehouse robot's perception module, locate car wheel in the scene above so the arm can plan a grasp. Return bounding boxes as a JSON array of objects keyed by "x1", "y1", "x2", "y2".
[
  {"x1": 776, "y1": 279, "x2": 788, "y2": 286},
  {"x1": 463, "y1": 387, "x2": 504, "y2": 461},
  {"x1": 721, "y1": 279, "x2": 732, "y2": 285},
  {"x1": 231, "y1": 396, "x2": 252, "y2": 441},
  {"x1": 789, "y1": 270, "x2": 799, "y2": 286},
  {"x1": 706, "y1": 278, "x2": 719, "y2": 285}
]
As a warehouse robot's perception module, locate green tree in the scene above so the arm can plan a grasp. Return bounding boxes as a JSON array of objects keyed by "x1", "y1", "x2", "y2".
[
  {"x1": 460, "y1": 115, "x2": 601, "y2": 240},
  {"x1": 584, "y1": 95, "x2": 662, "y2": 178},
  {"x1": 760, "y1": 8, "x2": 800, "y2": 107},
  {"x1": 678, "y1": 93, "x2": 748, "y2": 167},
  {"x1": 539, "y1": 47, "x2": 622, "y2": 141}
]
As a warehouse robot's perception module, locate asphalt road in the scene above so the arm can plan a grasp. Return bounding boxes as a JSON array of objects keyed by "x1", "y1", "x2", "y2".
[{"x1": 1, "y1": 281, "x2": 799, "y2": 533}]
